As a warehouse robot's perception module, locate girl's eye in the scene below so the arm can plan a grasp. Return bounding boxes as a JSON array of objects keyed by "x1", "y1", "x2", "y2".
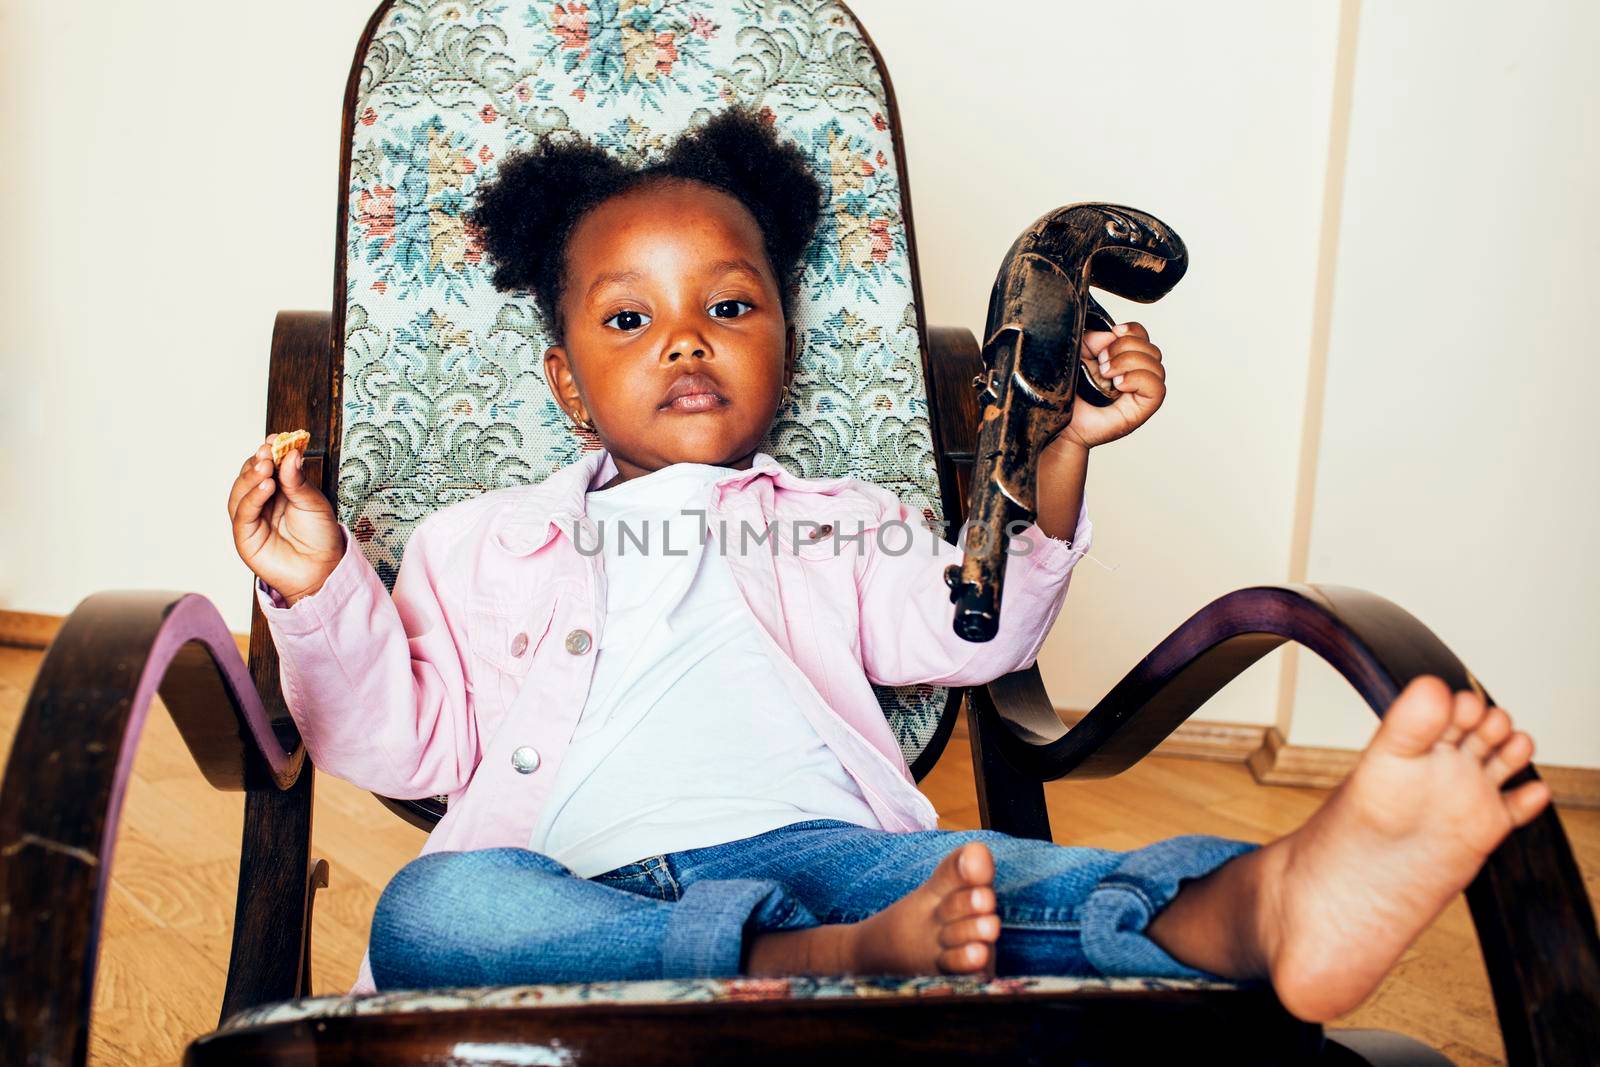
[
  {"x1": 603, "y1": 309, "x2": 651, "y2": 331},
  {"x1": 709, "y1": 299, "x2": 753, "y2": 319}
]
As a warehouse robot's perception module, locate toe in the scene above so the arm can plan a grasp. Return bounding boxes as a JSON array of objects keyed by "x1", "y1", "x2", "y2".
[
  {"x1": 1441, "y1": 688, "x2": 1488, "y2": 746},
  {"x1": 1462, "y1": 705, "x2": 1512, "y2": 761},
  {"x1": 1485, "y1": 731, "x2": 1535, "y2": 786},
  {"x1": 1504, "y1": 779, "x2": 1552, "y2": 827},
  {"x1": 939, "y1": 914, "x2": 1001, "y2": 948},
  {"x1": 1374, "y1": 675, "x2": 1454, "y2": 757},
  {"x1": 937, "y1": 941, "x2": 991, "y2": 975},
  {"x1": 926, "y1": 842, "x2": 993, "y2": 899},
  {"x1": 921, "y1": 845, "x2": 970, "y2": 900},
  {"x1": 936, "y1": 885, "x2": 996, "y2": 923},
  {"x1": 955, "y1": 841, "x2": 996, "y2": 887}
]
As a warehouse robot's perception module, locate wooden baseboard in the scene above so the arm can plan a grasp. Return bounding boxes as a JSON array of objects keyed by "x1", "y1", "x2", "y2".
[
  {"x1": 1245, "y1": 726, "x2": 1358, "y2": 790},
  {"x1": 1532, "y1": 764, "x2": 1600, "y2": 809},
  {"x1": 0, "y1": 608, "x2": 252, "y2": 660},
  {"x1": 1056, "y1": 707, "x2": 1268, "y2": 763},
  {"x1": 1245, "y1": 725, "x2": 1600, "y2": 809},
  {"x1": 1057, "y1": 709, "x2": 1599, "y2": 811},
  {"x1": 0, "y1": 609, "x2": 62, "y2": 651}
]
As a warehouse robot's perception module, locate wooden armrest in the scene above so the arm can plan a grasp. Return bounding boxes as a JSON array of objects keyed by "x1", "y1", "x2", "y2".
[
  {"x1": 972, "y1": 582, "x2": 1600, "y2": 1066},
  {"x1": 0, "y1": 309, "x2": 335, "y2": 1058},
  {"x1": 0, "y1": 591, "x2": 308, "y2": 1063}
]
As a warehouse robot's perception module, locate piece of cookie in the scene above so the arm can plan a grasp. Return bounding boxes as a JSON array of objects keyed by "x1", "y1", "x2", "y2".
[{"x1": 270, "y1": 429, "x2": 311, "y2": 466}]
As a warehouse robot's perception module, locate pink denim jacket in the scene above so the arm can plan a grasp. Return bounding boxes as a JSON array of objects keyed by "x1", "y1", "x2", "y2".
[{"x1": 256, "y1": 447, "x2": 1093, "y2": 995}]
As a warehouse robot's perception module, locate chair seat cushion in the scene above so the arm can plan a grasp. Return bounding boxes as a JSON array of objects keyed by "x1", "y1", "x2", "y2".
[{"x1": 218, "y1": 973, "x2": 1239, "y2": 1032}]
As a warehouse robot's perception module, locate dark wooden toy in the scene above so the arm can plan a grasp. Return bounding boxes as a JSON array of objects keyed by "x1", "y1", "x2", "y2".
[{"x1": 946, "y1": 203, "x2": 1187, "y2": 642}]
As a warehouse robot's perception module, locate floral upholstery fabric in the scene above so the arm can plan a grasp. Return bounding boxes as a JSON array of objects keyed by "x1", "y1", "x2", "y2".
[
  {"x1": 337, "y1": 0, "x2": 953, "y2": 772},
  {"x1": 218, "y1": 974, "x2": 1234, "y2": 1032}
]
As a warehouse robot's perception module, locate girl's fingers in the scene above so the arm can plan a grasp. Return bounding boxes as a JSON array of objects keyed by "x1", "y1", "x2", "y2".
[
  {"x1": 240, "y1": 438, "x2": 272, "y2": 470},
  {"x1": 279, "y1": 448, "x2": 302, "y2": 493},
  {"x1": 229, "y1": 465, "x2": 263, "y2": 516},
  {"x1": 229, "y1": 455, "x2": 274, "y2": 516},
  {"x1": 1090, "y1": 322, "x2": 1160, "y2": 383},
  {"x1": 1108, "y1": 367, "x2": 1166, "y2": 399},
  {"x1": 1107, "y1": 369, "x2": 1171, "y2": 398},
  {"x1": 227, "y1": 476, "x2": 250, "y2": 520},
  {"x1": 278, "y1": 449, "x2": 331, "y2": 511},
  {"x1": 1097, "y1": 343, "x2": 1163, "y2": 398},
  {"x1": 1102, "y1": 350, "x2": 1166, "y2": 382},
  {"x1": 232, "y1": 474, "x2": 274, "y2": 535},
  {"x1": 1081, "y1": 330, "x2": 1116, "y2": 360},
  {"x1": 237, "y1": 446, "x2": 272, "y2": 489},
  {"x1": 1102, "y1": 337, "x2": 1163, "y2": 364},
  {"x1": 231, "y1": 442, "x2": 280, "y2": 514}
]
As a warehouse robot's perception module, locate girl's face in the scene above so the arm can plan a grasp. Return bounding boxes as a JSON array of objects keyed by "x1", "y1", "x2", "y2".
[{"x1": 543, "y1": 178, "x2": 798, "y2": 486}]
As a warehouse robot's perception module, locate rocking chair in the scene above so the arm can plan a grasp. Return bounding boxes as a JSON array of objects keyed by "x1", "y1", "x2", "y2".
[{"x1": 3, "y1": 2, "x2": 1596, "y2": 1064}]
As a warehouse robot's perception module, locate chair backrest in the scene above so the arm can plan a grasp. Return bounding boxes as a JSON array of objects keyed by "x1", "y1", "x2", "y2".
[{"x1": 330, "y1": 0, "x2": 958, "y2": 777}]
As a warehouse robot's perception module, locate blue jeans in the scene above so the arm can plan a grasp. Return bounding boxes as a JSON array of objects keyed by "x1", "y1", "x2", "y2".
[{"x1": 368, "y1": 819, "x2": 1255, "y2": 990}]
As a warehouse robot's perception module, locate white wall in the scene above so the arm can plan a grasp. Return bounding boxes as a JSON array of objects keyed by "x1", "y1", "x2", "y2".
[
  {"x1": 1, "y1": 1, "x2": 1593, "y2": 766},
  {"x1": 0, "y1": 1, "x2": 376, "y2": 627},
  {"x1": 1287, "y1": 0, "x2": 1600, "y2": 765},
  {"x1": 853, "y1": 0, "x2": 1341, "y2": 728}
]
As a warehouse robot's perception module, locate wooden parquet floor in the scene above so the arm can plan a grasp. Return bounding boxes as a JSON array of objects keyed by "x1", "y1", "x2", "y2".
[{"x1": 1, "y1": 644, "x2": 1595, "y2": 1064}]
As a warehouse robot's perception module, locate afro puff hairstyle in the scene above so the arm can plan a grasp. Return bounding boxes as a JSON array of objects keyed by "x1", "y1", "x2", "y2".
[{"x1": 467, "y1": 106, "x2": 827, "y2": 344}]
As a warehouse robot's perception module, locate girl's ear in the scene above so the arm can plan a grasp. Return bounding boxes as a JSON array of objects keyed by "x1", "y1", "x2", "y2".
[{"x1": 544, "y1": 345, "x2": 589, "y2": 424}]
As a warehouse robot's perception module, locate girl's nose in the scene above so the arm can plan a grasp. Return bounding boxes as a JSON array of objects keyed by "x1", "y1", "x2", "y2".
[{"x1": 662, "y1": 325, "x2": 711, "y2": 363}]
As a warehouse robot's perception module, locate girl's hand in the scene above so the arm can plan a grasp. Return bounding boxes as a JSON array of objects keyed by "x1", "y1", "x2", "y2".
[
  {"x1": 229, "y1": 436, "x2": 344, "y2": 606},
  {"x1": 1049, "y1": 321, "x2": 1166, "y2": 452}
]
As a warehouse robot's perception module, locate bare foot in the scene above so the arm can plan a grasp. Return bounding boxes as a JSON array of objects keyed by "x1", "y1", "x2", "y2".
[
  {"x1": 745, "y1": 841, "x2": 1000, "y2": 977},
  {"x1": 1259, "y1": 675, "x2": 1552, "y2": 1021}
]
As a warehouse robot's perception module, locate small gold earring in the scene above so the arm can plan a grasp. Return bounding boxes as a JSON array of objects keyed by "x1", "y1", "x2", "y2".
[{"x1": 567, "y1": 409, "x2": 594, "y2": 432}]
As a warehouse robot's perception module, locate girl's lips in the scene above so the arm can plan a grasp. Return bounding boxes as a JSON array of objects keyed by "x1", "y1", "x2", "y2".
[{"x1": 662, "y1": 392, "x2": 727, "y2": 413}]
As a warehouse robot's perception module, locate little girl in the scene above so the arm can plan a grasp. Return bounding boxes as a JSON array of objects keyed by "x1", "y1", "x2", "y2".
[{"x1": 228, "y1": 107, "x2": 1549, "y2": 1023}]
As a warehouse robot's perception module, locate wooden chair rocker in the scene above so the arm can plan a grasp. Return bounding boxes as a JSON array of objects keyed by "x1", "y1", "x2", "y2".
[{"x1": 3, "y1": 1, "x2": 1597, "y2": 1063}]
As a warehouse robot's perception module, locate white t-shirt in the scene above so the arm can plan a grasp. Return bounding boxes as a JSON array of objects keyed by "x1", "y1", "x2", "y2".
[{"x1": 528, "y1": 461, "x2": 883, "y2": 877}]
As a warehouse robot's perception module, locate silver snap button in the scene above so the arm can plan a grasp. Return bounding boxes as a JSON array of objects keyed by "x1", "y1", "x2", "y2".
[
  {"x1": 511, "y1": 746, "x2": 541, "y2": 774},
  {"x1": 510, "y1": 632, "x2": 529, "y2": 657},
  {"x1": 564, "y1": 628, "x2": 592, "y2": 655}
]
